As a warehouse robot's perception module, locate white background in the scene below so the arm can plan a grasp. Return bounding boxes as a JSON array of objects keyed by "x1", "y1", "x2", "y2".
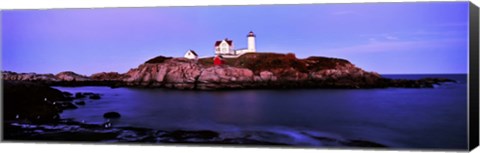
[{"x1": 0, "y1": 0, "x2": 479, "y2": 153}]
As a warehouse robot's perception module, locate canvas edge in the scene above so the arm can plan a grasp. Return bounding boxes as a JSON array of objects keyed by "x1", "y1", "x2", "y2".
[
  {"x1": 0, "y1": 1, "x2": 476, "y2": 152},
  {"x1": 469, "y1": 1, "x2": 480, "y2": 151}
]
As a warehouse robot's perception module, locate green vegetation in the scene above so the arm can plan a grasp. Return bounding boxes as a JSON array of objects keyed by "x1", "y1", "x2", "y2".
[
  {"x1": 145, "y1": 56, "x2": 173, "y2": 64},
  {"x1": 198, "y1": 52, "x2": 351, "y2": 74},
  {"x1": 303, "y1": 56, "x2": 351, "y2": 71},
  {"x1": 146, "y1": 53, "x2": 351, "y2": 74}
]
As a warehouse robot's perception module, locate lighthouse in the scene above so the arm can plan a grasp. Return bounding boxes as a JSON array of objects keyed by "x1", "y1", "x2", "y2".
[{"x1": 247, "y1": 31, "x2": 256, "y2": 52}]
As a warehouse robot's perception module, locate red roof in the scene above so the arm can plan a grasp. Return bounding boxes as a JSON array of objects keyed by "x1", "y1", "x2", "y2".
[{"x1": 214, "y1": 39, "x2": 233, "y2": 47}]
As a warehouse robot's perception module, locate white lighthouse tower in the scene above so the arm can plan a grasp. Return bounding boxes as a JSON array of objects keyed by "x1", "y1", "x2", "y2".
[{"x1": 247, "y1": 31, "x2": 256, "y2": 52}]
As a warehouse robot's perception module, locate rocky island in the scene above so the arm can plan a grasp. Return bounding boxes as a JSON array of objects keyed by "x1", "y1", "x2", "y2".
[{"x1": 2, "y1": 53, "x2": 455, "y2": 90}]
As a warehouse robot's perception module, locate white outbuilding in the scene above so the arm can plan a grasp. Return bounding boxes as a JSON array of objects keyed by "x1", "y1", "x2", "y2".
[{"x1": 184, "y1": 49, "x2": 199, "y2": 59}]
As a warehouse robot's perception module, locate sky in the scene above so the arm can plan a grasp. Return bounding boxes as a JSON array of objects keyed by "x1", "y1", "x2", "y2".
[{"x1": 1, "y1": 2, "x2": 470, "y2": 75}]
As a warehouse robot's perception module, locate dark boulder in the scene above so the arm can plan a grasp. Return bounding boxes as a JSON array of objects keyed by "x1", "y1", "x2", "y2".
[
  {"x1": 89, "y1": 94, "x2": 101, "y2": 99},
  {"x1": 75, "y1": 101, "x2": 86, "y2": 105},
  {"x1": 103, "y1": 112, "x2": 121, "y2": 119},
  {"x1": 386, "y1": 77, "x2": 456, "y2": 88},
  {"x1": 83, "y1": 92, "x2": 95, "y2": 95},
  {"x1": 75, "y1": 92, "x2": 85, "y2": 99}
]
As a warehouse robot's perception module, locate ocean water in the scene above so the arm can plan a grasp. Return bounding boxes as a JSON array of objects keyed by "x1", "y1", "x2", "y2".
[{"x1": 54, "y1": 74, "x2": 468, "y2": 149}]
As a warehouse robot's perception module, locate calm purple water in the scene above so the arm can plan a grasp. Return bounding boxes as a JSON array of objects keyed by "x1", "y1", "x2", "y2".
[{"x1": 53, "y1": 74, "x2": 467, "y2": 149}]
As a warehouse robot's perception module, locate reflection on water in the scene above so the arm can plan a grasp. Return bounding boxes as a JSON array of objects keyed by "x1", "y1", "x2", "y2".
[{"x1": 54, "y1": 74, "x2": 468, "y2": 149}]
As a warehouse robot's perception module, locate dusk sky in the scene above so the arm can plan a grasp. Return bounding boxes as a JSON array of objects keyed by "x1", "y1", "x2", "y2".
[{"x1": 2, "y1": 2, "x2": 469, "y2": 75}]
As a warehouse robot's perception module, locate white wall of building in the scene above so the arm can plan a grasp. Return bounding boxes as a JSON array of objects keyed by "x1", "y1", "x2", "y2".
[
  {"x1": 218, "y1": 40, "x2": 235, "y2": 55},
  {"x1": 184, "y1": 50, "x2": 198, "y2": 59}
]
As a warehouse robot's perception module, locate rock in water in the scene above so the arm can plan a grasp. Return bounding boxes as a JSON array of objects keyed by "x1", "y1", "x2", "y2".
[
  {"x1": 75, "y1": 92, "x2": 85, "y2": 99},
  {"x1": 75, "y1": 101, "x2": 86, "y2": 105},
  {"x1": 103, "y1": 112, "x2": 121, "y2": 119},
  {"x1": 89, "y1": 94, "x2": 101, "y2": 99}
]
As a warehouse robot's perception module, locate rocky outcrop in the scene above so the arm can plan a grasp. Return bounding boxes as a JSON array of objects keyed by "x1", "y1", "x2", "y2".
[
  {"x1": 124, "y1": 58, "x2": 202, "y2": 88},
  {"x1": 4, "y1": 119, "x2": 388, "y2": 147},
  {"x1": 120, "y1": 56, "x2": 381, "y2": 89},
  {"x1": 196, "y1": 66, "x2": 255, "y2": 90},
  {"x1": 55, "y1": 71, "x2": 90, "y2": 81},
  {"x1": 124, "y1": 58, "x2": 255, "y2": 89},
  {"x1": 2, "y1": 71, "x2": 57, "y2": 81},
  {"x1": 3, "y1": 81, "x2": 72, "y2": 123},
  {"x1": 3, "y1": 81, "x2": 106, "y2": 123},
  {"x1": 121, "y1": 53, "x2": 455, "y2": 89},
  {"x1": 2, "y1": 71, "x2": 89, "y2": 82},
  {"x1": 90, "y1": 72, "x2": 127, "y2": 81}
]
